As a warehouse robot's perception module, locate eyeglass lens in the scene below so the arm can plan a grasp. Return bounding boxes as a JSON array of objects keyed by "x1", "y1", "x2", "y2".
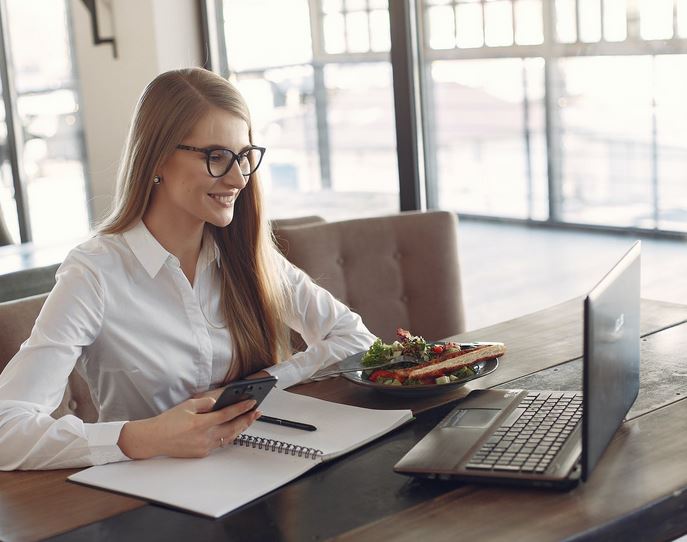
[{"x1": 208, "y1": 148, "x2": 261, "y2": 177}]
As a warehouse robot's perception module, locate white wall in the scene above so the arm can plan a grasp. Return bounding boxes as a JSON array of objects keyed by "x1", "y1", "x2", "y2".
[{"x1": 70, "y1": 0, "x2": 204, "y2": 224}]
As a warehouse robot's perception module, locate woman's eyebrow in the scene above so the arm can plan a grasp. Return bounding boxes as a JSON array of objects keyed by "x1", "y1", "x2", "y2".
[{"x1": 205, "y1": 143, "x2": 252, "y2": 153}]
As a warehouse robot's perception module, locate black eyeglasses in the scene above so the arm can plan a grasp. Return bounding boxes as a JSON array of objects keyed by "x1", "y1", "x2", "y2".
[{"x1": 176, "y1": 144, "x2": 266, "y2": 178}]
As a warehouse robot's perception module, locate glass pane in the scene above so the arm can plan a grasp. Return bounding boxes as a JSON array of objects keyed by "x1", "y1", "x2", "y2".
[
  {"x1": 345, "y1": 0, "x2": 366, "y2": 10},
  {"x1": 322, "y1": 0, "x2": 342, "y2": 14},
  {"x1": 603, "y1": 0, "x2": 627, "y2": 42},
  {"x1": 323, "y1": 63, "x2": 398, "y2": 218},
  {"x1": 679, "y1": 0, "x2": 687, "y2": 38},
  {"x1": 224, "y1": 0, "x2": 312, "y2": 71},
  {"x1": 578, "y1": 0, "x2": 602, "y2": 43},
  {"x1": 428, "y1": 5, "x2": 456, "y2": 49},
  {"x1": 0, "y1": 98, "x2": 20, "y2": 244},
  {"x1": 456, "y1": 3, "x2": 484, "y2": 48},
  {"x1": 429, "y1": 58, "x2": 545, "y2": 219},
  {"x1": 639, "y1": 0, "x2": 674, "y2": 40},
  {"x1": 345, "y1": 11, "x2": 370, "y2": 52},
  {"x1": 369, "y1": 10, "x2": 391, "y2": 52},
  {"x1": 6, "y1": 0, "x2": 90, "y2": 244},
  {"x1": 555, "y1": 0, "x2": 577, "y2": 42},
  {"x1": 514, "y1": 0, "x2": 544, "y2": 45},
  {"x1": 654, "y1": 55, "x2": 687, "y2": 232},
  {"x1": 484, "y1": 1, "x2": 514, "y2": 47},
  {"x1": 324, "y1": 13, "x2": 347, "y2": 54},
  {"x1": 557, "y1": 57, "x2": 654, "y2": 228}
]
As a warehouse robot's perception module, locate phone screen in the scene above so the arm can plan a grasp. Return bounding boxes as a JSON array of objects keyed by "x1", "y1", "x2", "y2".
[{"x1": 211, "y1": 376, "x2": 278, "y2": 412}]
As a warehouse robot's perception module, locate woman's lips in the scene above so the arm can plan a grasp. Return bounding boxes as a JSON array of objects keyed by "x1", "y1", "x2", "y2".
[{"x1": 208, "y1": 193, "x2": 237, "y2": 207}]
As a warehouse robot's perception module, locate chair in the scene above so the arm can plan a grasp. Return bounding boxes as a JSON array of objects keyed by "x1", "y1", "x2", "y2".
[
  {"x1": 0, "y1": 263, "x2": 60, "y2": 303},
  {"x1": 0, "y1": 294, "x2": 98, "y2": 422},
  {"x1": 274, "y1": 210, "x2": 465, "y2": 343}
]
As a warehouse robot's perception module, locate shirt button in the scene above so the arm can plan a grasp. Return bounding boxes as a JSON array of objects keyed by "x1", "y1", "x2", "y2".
[
  {"x1": 68, "y1": 399, "x2": 78, "y2": 412},
  {"x1": 336, "y1": 257, "x2": 344, "y2": 266},
  {"x1": 401, "y1": 294, "x2": 409, "y2": 302}
]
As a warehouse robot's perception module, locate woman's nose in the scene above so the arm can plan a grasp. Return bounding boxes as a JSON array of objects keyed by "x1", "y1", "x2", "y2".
[{"x1": 219, "y1": 161, "x2": 248, "y2": 188}]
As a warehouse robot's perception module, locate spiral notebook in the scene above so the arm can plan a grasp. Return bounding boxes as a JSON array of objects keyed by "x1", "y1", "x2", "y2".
[{"x1": 69, "y1": 389, "x2": 413, "y2": 517}]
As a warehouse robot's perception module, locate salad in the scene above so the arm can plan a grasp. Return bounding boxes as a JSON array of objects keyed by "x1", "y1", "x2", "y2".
[{"x1": 360, "y1": 328, "x2": 476, "y2": 386}]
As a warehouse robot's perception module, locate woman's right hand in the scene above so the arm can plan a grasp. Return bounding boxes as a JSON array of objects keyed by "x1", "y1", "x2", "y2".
[{"x1": 117, "y1": 397, "x2": 260, "y2": 460}]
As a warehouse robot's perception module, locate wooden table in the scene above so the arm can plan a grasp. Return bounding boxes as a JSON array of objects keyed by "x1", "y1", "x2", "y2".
[{"x1": 1, "y1": 298, "x2": 686, "y2": 542}]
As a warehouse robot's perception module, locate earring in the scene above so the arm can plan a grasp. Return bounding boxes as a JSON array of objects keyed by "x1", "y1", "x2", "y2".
[{"x1": 153, "y1": 175, "x2": 162, "y2": 184}]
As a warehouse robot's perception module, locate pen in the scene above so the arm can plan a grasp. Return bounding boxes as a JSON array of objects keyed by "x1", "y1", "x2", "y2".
[{"x1": 257, "y1": 415, "x2": 317, "y2": 432}]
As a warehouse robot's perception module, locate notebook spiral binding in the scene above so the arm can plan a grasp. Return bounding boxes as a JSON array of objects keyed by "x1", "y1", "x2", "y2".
[{"x1": 233, "y1": 434, "x2": 324, "y2": 460}]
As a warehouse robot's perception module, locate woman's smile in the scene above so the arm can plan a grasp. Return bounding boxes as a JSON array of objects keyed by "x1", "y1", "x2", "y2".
[{"x1": 208, "y1": 192, "x2": 238, "y2": 207}]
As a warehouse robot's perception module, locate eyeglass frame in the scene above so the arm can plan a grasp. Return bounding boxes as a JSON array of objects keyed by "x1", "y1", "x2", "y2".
[{"x1": 175, "y1": 144, "x2": 266, "y2": 178}]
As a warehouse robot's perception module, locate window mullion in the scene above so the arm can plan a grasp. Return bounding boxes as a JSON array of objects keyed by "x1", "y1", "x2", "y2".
[
  {"x1": 543, "y1": 0, "x2": 563, "y2": 223},
  {"x1": 389, "y1": 0, "x2": 425, "y2": 212}
]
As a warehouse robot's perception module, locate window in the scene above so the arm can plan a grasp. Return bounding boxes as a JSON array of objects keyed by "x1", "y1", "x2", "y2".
[
  {"x1": 216, "y1": 0, "x2": 398, "y2": 221},
  {"x1": 0, "y1": 0, "x2": 90, "y2": 245},
  {"x1": 419, "y1": 0, "x2": 687, "y2": 232},
  {"x1": 208, "y1": 0, "x2": 687, "y2": 234}
]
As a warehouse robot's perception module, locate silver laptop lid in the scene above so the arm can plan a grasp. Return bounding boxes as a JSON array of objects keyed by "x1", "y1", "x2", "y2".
[{"x1": 582, "y1": 241, "x2": 641, "y2": 481}]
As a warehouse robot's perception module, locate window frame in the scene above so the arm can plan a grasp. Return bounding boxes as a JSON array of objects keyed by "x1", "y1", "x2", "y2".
[{"x1": 0, "y1": 0, "x2": 90, "y2": 245}]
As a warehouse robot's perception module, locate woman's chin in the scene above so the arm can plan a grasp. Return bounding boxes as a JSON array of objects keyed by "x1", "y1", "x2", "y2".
[{"x1": 206, "y1": 211, "x2": 235, "y2": 228}]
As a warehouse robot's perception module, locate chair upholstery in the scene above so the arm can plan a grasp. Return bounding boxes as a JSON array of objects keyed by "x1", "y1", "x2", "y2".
[
  {"x1": 270, "y1": 215, "x2": 325, "y2": 229},
  {"x1": 0, "y1": 263, "x2": 60, "y2": 303},
  {"x1": 274, "y1": 210, "x2": 465, "y2": 342},
  {"x1": 0, "y1": 294, "x2": 98, "y2": 422}
]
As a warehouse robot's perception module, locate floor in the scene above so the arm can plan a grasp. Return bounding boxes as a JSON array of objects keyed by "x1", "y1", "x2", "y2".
[{"x1": 457, "y1": 219, "x2": 687, "y2": 331}]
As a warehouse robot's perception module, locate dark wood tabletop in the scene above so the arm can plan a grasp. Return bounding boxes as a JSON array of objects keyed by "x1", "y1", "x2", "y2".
[{"x1": 1, "y1": 297, "x2": 686, "y2": 542}]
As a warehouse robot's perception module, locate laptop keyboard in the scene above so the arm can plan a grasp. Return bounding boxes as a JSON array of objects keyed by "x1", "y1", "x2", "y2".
[{"x1": 465, "y1": 391, "x2": 582, "y2": 474}]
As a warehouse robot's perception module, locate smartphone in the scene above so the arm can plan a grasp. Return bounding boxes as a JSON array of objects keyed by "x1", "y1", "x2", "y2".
[{"x1": 210, "y1": 375, "x2": 278, "y2": 412}]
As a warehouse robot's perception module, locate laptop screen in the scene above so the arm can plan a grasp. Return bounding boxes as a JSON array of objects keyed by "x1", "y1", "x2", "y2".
[{"x1": 582, "y1": 242, "x2": 641, "y2": 481}]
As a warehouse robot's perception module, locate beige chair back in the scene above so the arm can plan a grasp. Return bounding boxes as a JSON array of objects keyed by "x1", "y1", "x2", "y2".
[
  {"x1": 274, "y1": 210, "x2": 465, "y2": 342},
  {"x1": 270, "y1": 215, "x2": 325, "y2": 229},
  {"x1": 0, "y1": 294, "x2": 97, "y2": 422}
]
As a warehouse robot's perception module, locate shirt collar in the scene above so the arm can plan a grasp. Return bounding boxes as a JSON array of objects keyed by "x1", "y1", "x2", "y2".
[
  {"x1": 122, "y1": 221, "x2": 221, "y2": 278},
  {"x1": 199, "y1": 226, "x2": 222, "y2": 272}
]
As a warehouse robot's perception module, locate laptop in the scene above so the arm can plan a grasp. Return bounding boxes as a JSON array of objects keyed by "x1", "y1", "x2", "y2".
[{"x1": 394, "y1": 241, "x2": 641, "y2": 489}]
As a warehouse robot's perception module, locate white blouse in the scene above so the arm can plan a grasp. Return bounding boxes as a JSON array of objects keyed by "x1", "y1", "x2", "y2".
[{"x1": 0, "y1": 221, "x2": 375, "y2": 470}]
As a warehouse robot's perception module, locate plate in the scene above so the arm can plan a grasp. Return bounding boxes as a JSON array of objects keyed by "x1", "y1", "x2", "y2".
[{"x1": 342, "y1": 356, "x2": 499, "y2": 396}]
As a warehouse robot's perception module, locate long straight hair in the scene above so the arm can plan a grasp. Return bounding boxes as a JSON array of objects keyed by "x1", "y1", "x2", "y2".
[{"x1": 98, "y1": 68, "x2": 291, "y2": 381}]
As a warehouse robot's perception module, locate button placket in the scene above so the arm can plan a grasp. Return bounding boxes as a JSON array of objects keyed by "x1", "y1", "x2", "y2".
[{"x1": 170, "y1": 261, "x2": 213, "y2": 390}]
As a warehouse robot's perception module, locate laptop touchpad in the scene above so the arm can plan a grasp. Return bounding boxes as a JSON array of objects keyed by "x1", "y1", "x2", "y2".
[{"x1": 441, "y1": 408, "x2": 501, "y2": 428}]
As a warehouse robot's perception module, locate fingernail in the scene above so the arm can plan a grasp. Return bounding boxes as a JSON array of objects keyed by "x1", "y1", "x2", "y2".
[
  {"x1": 254, "y1": 410, "x2": 262, "y2": 419},
  {"x1": 249, "y1": 400, "x2": 257, "y2": 409}
]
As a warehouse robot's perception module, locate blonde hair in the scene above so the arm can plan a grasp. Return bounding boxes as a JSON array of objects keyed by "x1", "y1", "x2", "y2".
[{"x1": 99, "y1": 68, "x2": 291, "y2": 381}]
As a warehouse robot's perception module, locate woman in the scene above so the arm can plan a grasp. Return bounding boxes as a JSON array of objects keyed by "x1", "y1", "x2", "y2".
[{"x1": 0, "y1": 68, "x2": 374, "y2": 470}]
